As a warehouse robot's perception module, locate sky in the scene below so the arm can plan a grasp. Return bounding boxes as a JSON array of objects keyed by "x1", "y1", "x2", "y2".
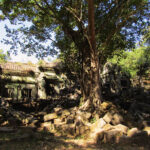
[
  {"x1": 0, "y1": 20, "x2": 39, "y2": 63},
  {"x1": 0, "y1": 19, "x2": 55, "y2": 63}
]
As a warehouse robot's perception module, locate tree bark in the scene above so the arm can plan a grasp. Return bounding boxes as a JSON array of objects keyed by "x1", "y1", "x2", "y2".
[{"x1": 80, "y1": 0, "x2": 102, "y2": 111}]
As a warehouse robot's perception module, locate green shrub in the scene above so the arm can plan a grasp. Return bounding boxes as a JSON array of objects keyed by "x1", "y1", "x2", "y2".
[{"x1": 109, "y1": 46, "x2": 150, "y2": 78}]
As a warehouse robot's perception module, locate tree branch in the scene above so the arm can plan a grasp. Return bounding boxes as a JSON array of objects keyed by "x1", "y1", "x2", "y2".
[
  {"x1": 65, "y1": 6, "x2": 81, "y2": 22},
  {"x1": 101, "y1": 8, "x2": 142, "y2": 49},
  {"x1": 96, "y1": 0, "x2": 129, "y2": 33},
  {"x1": 79, "y1": 1, "x2": 83, "y2": 21}
]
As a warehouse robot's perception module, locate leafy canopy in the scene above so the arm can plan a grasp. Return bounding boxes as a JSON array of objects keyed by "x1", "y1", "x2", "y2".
[
  {"x1": 109, "y1": 46, "x2": 150, "y2": 77},
  {"x1": 0, "y1": 0, "x2": 149, "y2": 65}
]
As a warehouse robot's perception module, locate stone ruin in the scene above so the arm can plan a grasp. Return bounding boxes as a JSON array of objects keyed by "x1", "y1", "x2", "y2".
[
  {"x1": 0, "y1": 61, "x2": 73, "y2": 101},
  {"x1": 0, "y1": 61, "x2": 133, "y2": 102},
  {"x1": 0, "y1": 61, "x2": 150, "y2": 146},
  {"x1": 101, "y1": 62, "x2": 131, "y2": 99}
]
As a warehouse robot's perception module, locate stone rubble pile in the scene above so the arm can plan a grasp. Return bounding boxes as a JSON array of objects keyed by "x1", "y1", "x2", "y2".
[
  {"x1": 36, "y1": 101, "x2": 150, "y2": 144},
  {"x1": 0, "y1": 99, "x2": 37, "y2": 127},
  {"x1": 0, "y1": 99, "x2": 150, "y2": 144}
]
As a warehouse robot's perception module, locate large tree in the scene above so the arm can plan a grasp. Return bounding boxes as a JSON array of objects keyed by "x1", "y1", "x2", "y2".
[{"x1": 0, "y1": 0, "x2": 149, "y2": 111}]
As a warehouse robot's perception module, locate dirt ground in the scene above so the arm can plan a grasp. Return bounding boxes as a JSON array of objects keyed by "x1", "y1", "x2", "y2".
[{"x1": 0, "y1": 127, "x2": 150, "y2": 150}]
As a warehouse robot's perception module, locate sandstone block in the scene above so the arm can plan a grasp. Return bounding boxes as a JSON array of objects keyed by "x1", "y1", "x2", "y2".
[
  {"x1": 103, "y1": 112, "x2": 113, "y2": 123},
  {"x1": 102, "y1": 124, "x2": 114, "y2": 131},
  {"x1": 76, "y1": 110, "x2": 92, "y2": 122},
  {"x1": 54, "y1": 107, "x2": 62, "y2": 115},
  {"x1": 90, "y1": 118, "x2": 106, "y2": 132},
  {"x1": 101, "y1": 102, "x2": 111, "y2": 110},
  {"x1": 60, "y1": 124, "x2": 75, "y2": 136},
  {"x1": 96, "y1": 129, "x2": 124, "y2": 144},
  {"x1": 44, "y1": 113, "x2": 58, "y2": 122},
  {"x1": 62, "y1": 110, "x2": 70, "y2": 116},
  {"x1": 114, "y1": 124, "x2": 128, "y2": 134},
  {"x1": 54, "y1": 118, "x2": 63, "y2": 124},
  {"x1": 111, "y1": 113, "x2": 123, "y2": 125},
  {"x1": 127, "y1": 128, "x2": 139, "y2": 137}
]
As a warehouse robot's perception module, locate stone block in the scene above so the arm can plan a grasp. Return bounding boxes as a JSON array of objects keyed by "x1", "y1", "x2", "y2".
[
  {"x1": 101, "y1": 102, "x2": 111, "y2": 110},
  {"x1": 90, "y1": 118, "x2": 106, "y2": 132},
  {"x1": 96, "y1": 129, "x2": 124, "y2": 144},
  {"x1": 54, "y1": 118, "x2": 62, "y2": 124},
  {"x1": 114, "y1": 124, "x2": 128, "y2": 134},
  {"x1": 62, "y1": 110, "x2": 70, "y2": 116},
  {"x1": 102, "y1": 124, "x2": 114, "y2": 131},
  {"x1": 76, "y1": 110, "x2": 92, "y2": 122},
  {"x1": 44, "y1": 113, "x2": 58, "y2": 122},
  {"x1": 111, "y1": 113, "x2": 123, "y2": 125},
  {"x1": 61, "y1": 124, "x2": 75, "y2": 136},
  {"x1": 54, "y1": 107, "x2": 62, "y2": 115},
  {"x1": 103, "y1": 112, "x2": 113, "y2": 123},
  {"x1": 127, "y1": 128, "x2": 139, "y2": 137}
]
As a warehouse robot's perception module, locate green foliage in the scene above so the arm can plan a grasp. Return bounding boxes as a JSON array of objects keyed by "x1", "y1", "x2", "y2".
[
  {"x1": 109, "y1": 46, "x2": 150, "y2": 78},
  {"x1": 37, "y1": 59, "x2": 46, "y2": 66},
  {"x1": 142, "y1": 26, "x2": 150, "y2": 45},
  {"x1": 0, "y1": 0, "x2": 149, "y2": 104},
  {"x1": 27, "y1": 61, "x2": 34, "y2": 66},
  {"x1": 75, "y1": 135, "x2": 84, "y2": 140},
  {"x1": 58, "y1": 40, "x2": 81, "y2": 74},
  {"x1": 79, "y1": 97, "x2": 84, "y2": 107},
  {"x1": 0, "y1": 49, "x2": 9, "y2": 63},
  {"x1": 90, "y1": 117, "x2": 96, "y2": 124},
  {"x1": 0, "y1": 0, "x2": 149, "y2": 65}
]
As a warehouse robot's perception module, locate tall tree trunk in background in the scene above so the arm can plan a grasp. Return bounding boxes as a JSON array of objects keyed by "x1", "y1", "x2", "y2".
[{"x1": 80, "y1": 0, "x2": 102, "y2": 112}]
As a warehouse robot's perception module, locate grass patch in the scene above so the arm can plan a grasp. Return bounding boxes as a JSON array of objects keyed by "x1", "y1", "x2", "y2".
[
  {"x1": 75, "y1": 135, "x2": 84, "y2": 140},
  {"x1": 89, "y1": 117, "x2": 96, "y2": 124}
]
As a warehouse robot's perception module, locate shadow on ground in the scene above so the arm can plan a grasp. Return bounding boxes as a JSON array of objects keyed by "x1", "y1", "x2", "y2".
[{"x1": 0, "y1": 126, "x2": 150, "y2": 150}]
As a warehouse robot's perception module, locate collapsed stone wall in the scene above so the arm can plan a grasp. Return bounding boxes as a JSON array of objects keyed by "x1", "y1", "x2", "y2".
[
  {"x1": 101, "y1": 62, "x2": 131, "y2": 99},
  {"x1": 0, "y1": 62, "x2": 150, "y2": 142},
  {"x1": 1, "y1": 61, "x2": 149, "y2": 102},
  {"x1": 0, "y1": 61, "x2": 80, "y2": 101}
]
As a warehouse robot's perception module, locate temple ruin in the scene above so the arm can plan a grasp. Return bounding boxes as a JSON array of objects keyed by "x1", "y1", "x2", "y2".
[
  {"x1": 0, "y1": 61, "x2": 65, "y2": 101},
  {"x1": 0, "y1": 61, "x2": 149, "y2": 102}
]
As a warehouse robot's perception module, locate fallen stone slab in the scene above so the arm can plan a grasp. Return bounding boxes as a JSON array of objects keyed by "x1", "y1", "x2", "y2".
[
  {"x1": 90, "y1": 118, "x2": 106, "y2": 133},
  {"x1": 95, "y1": 128, "x2": 124, "y2": 144},
  {"x1": 127, "y1": 128, "x2": 139, "y2": 137},
  {"x1": 44, "y1": 113, "x2": 58, "y2": 122}
]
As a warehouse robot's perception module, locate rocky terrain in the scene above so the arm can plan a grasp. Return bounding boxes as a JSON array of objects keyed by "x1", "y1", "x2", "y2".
[
  {"x1": 0, "y1": 62, "x2": 150, "y2": 149},
  {"x1": 0, "y1": 97, "x2": 150, "y2": 150}
]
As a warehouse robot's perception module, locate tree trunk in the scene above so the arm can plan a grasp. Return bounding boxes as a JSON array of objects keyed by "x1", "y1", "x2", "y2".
[
  {"x1": 80, "y1": 0, "x2": 102, "y2": 111},
  {"x1": 80, "y1": 48, "x2": 102, "y2": 111}
]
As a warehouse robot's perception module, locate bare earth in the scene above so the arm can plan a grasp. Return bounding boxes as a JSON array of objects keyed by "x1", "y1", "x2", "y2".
[{"x1": 0, "y1": 127, "x2": 149, "y2": 150}]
